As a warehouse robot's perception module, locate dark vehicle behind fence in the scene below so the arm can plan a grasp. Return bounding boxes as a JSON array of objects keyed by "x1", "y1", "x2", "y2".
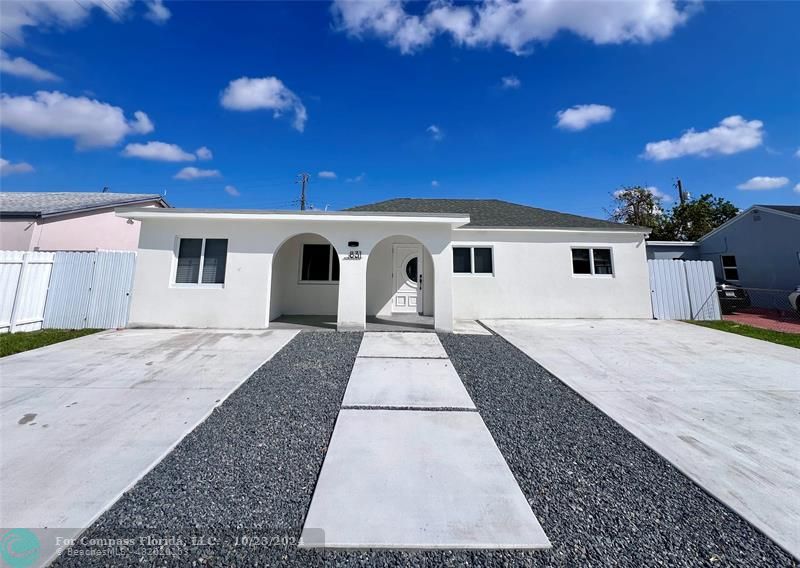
[{"x1": 717, "y1": 281, "x2": 751, "y2": 314}]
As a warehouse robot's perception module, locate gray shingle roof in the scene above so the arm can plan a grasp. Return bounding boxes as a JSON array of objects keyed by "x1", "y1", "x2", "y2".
[
  {"x1": 0, "y1": 192, "x2": 167, "y2": 218},
  {"x1": 347, "y1": 198, "x2": 644, "y2": 230},
  {"x1": 758, "y1": 205, "x2": 800, "y2": 216}
]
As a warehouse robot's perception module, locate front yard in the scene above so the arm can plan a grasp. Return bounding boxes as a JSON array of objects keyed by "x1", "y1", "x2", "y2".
[
  {"x1": 688, "y1": 320, "x2": 800, "y2": 349},
  {"x1": 0, "y1": 328, "x2": 101, "y2": 358}
]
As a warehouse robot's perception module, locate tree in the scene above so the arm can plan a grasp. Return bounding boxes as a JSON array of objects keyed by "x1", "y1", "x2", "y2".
[
  {"x1": 662, "y1": 194, "x2": 739, "y2": 241},
  {"x1": 607, "y1": 186, "x2": 670, "y2": 238},
  {"x1": 607, "y1": 186, "x2": 739, "y2": 241}
]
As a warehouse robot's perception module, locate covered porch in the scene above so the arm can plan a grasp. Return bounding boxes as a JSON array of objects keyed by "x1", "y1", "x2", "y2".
[{"x1": 266, "y1": 214, "x2": 462, "y2": 332}]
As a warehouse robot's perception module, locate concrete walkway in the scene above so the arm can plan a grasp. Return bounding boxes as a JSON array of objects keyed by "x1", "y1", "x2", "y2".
[
  {"x1": 484, "y1": 319, "x2": 800, "y2": 558},
  {"x1": 301, "y1": 332, "x2": 550, "y2": 550}
]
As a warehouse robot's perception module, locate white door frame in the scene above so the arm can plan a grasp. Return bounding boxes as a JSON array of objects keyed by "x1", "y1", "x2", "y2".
[{"x1": 392, "y1": 244, "x2": 423, "y2": 314}]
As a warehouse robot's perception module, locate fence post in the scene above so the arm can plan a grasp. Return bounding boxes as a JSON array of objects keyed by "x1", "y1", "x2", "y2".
[
  {"x1": 683, "y1": 261, "x2": 695, "y2": 319},
  {"x1": 8, "y1": 252, "x2": 30, "y2": 333}
]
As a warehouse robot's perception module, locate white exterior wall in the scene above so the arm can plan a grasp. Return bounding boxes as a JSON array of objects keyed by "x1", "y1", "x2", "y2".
[
  {"x1": 451, "y1": 229, "x2": 652, "y2": 319},
  {"x1": 128, "y1": 216, "x2": 455, "y2": 331}
]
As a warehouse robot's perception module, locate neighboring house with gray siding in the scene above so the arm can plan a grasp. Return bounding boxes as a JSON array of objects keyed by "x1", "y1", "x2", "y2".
[
  {"x1": 645, "y1": 241, "x2": 700, "y2": 261},
  {"x1": 646, "y1": 205, "x2": 799, "y2": 310}
]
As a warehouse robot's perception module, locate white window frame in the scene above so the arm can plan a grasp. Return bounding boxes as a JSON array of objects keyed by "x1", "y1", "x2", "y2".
[
  {"x1": 720, "y1": 254, "x2": 739, "y2": 281},
  {"x1": 452, "y1": 245, "x2": 495, "y2": 277},
  {"x1": 172, "y1": 237, "x2": 227, "y2": 289},
  {"x1": 298, "y1": 243, "x2": 339, "y2": 285},
  {"x1": 571, "y1": 246, "x2": 615, "y2": 278}
]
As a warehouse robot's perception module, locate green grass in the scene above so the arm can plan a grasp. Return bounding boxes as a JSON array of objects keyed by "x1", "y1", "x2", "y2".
[
  {"x1": 688, "y1": 320, "x2": 800, "y2": 349},
  {"x1": 0, "y1": 328, "x2": 102, "y2": 358}
]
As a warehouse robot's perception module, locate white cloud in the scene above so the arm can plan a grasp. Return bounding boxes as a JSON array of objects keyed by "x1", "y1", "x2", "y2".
[
  {"x1": 643, "y1": 115, "x2": 764, "y2": 161},
  {"x1": 144, "y1": 0, "x2": 171, "y2": 24},
  {"x1": 501, "y1": 75, "x2": 520, "y2": 89},
  {"x1": 795, "y1": 148, "x2": 800, "y2": 158},
  {"x1": 195, "y1": 146, "x2": 213, "y2": 160},
  {"x1": 0, "y1": 157, "x2": 34, "y2": 176},
  {"x1": 331, "y1": 0, "x2": 694, "y2": 55},
  {"x1": 346, "y1": 172, "x2": 366, "y2": 183},
  {"x1": 0, "y1": 50, "x2": 60, "y2": 81},
  {"x1": 0, "y1": 91, "x2": 153, "y2": 148},
  {"x1": 427, "y1": 124, "x2": 444, "y2": 141},
  {"x1": 736, "y1": 176, "x2": 789, "y2": 191},
  {"x1": 556, "y1": 104, "x2": 614, "y2": 131},
  {"x1": 220, "y1": 76, "x2": 307, "y2": 132},
  {"x1": 0, "y1": 0, "x2": 167, "y2": 42},
  {"x1": 318, "y1": 171, "x2": 337, "y2": 179},
  {"x1": 174, "y1": 167, "x2": 221, "y2": 180},
  {"x1": 431, "y1": 180, "x2": 440, "y2": 187},
  {"x1": 795, "y1": 183, "x2": 800, "y2": 193},
  {"x1": 122, "y1": 141, "x2": 196, "y2": 162},
  {"x1": 224, "y1": 185, "x2": 240, "y2": 197}
]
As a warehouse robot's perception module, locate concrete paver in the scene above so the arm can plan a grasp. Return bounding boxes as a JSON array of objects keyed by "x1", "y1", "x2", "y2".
[
  {"x1": 342, "y1": 357, "x2": 475, "y2": 409},
  {"x1": 301, "y1": 409, "x2": 550, "y2": 549},
  {"x1": 303, "y1": 331, "x2": 549, "y2": 551},
  {"x1": 483, "y1": 318, "x2": 800, "y2": 558},
  {"x1": 357, "y1": 332, "x2": 447, "y2": 358}
]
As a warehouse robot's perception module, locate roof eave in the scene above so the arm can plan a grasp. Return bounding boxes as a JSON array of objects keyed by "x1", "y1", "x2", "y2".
[
  {"x1": 116, "y1": 207, "x2": 470, "y2": 227},
  {"x1": 38, "y1": 197, "x2": 168, "y2": 218},
  {"x1": 456, "y1": 225, "x2": 651, "y2": 234}
]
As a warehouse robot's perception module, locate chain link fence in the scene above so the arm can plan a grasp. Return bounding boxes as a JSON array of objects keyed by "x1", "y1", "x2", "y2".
[{"x1": 720, "y1": 286, "x2": 800, "y2": 329}]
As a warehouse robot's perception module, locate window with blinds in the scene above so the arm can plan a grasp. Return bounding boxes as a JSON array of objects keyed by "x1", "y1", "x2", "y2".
[{"x1": 175, "y1": 238, "x2": 228, "y2": 285}]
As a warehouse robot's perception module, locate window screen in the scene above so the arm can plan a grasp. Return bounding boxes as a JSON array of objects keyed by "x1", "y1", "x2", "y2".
[
  {"x1": 721, "y1": 255, "x2": 739, "y2": 280},
  {"x1": 592, "y1": 249, "x2": 613, "y2": 275},
  {"x1": 302, "y1": 244, "x2": 338, "y2": 281},
  {"x1": 453, "y1": 247, "x2": 471, "y2": 273},
  {"x1": 176, "y1": 238, "x2": 202, "y2": 283},
  {"x1": 572, "y1": 248, "x2": 591, "y2": 274},
  {"x1": 473, "y1": 248, "x2": 493, "y2": 274},
  {"x1": 202, "y1": 239, "x2": 228, "y2": 284}
]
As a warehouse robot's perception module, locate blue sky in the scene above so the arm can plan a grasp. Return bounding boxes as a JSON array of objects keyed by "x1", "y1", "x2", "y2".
[{"x1": 1, "y1": 0, "x2": 798, "y2": 218}]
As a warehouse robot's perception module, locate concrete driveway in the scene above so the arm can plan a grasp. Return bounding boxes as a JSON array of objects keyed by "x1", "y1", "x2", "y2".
[
  {"x1": 484, "y1": 319, "x2": 800, "y2": 559},
  {"x1": 0, "y1": 328, "x2": 296, "y2": 559}
]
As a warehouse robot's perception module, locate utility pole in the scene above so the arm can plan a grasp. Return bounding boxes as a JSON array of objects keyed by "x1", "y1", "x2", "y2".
[
  {"x1": 296, "y1": 173, "x2": 310, "y2": 211},
  {"x1": 675, "y1": 178, "x2": 686, "y2": 204}
]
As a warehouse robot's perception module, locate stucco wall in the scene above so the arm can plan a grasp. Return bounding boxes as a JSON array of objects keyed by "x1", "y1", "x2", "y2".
[
  {"x1": 128, "y1": 217, "x2": 455, "y2": 330},
  {"x1": 0, "y1": 204, "x2": 161, "y2": 252},
  {"x1": 0, "y1": 219, "x2": 34, "y2": 250},
  {"x1": 451, "y1": 229, "x2": 652, "y2": 319},
  {"x1": 698, "y1": 208, "x2": 800, "y2": 290}
]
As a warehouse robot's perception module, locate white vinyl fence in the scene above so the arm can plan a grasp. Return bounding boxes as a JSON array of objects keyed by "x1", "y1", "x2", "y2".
[
  {"x1": 648, "y1": 259, "x2": 721, "y2": 321},
  {"x1": 0, "y1": 250, "x2": 136, "y2": 333},
  {"x1": 0, "y1": 251, "x2": 55, "y2": 332}
]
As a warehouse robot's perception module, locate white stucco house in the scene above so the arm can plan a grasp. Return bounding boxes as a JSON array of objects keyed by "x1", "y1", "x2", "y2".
[{"x1": 119, "y1": 198, "x2": 653, "y2": 332}]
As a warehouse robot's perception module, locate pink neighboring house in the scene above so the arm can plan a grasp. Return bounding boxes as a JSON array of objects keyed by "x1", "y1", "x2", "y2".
[{"x1": 0, "y1": 192, "x2": 169, "y2": 251}]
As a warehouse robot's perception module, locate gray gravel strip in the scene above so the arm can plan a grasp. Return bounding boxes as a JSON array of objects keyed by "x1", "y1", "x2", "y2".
[
  {"x1": 439, "y1": 333, "x2": 797, "y2": 567},
  {"x1": 49, "y1": 331, "x2": 795, "y2": 567}
]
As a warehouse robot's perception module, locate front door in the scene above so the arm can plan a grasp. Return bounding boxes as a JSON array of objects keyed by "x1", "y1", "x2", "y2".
[{"x1": 392, "y1": 244, "x2": 422, "y2": 314}]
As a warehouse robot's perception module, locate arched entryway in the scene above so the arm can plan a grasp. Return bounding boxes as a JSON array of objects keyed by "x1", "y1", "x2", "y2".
[
  {"x1": 269, "y1": 232, "x2": 339, "y2": 329},
  {"x1": 366, "y1": 235, "x2": 435, "y2": 330}
]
